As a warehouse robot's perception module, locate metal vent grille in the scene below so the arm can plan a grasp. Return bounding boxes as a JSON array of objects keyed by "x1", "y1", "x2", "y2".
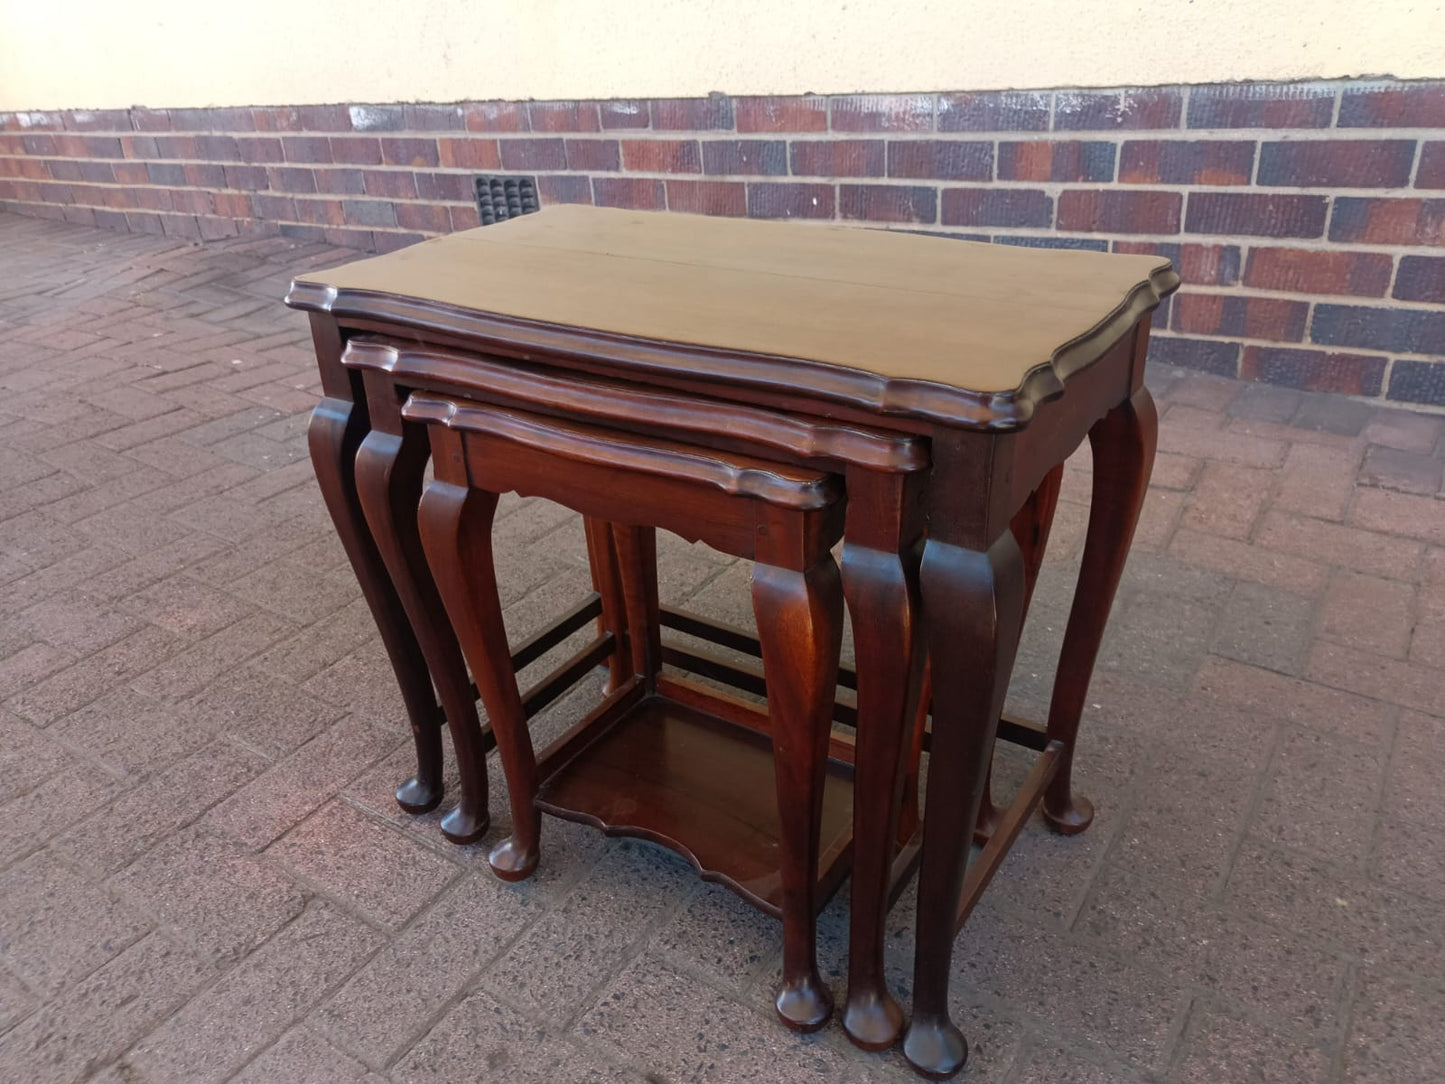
[{"x1": 474, "y1": 176, "x2": 540, "y2": 226}]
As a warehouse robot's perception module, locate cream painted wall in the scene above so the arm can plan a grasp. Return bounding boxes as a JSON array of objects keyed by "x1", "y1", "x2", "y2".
[{"x1": 1, "y1": 0, "x2": 1442, "y2": 111}]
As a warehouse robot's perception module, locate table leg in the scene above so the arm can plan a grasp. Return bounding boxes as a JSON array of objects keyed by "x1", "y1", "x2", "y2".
[
  {"x1": 355, "y1": 412, "x2": 492, "y2": 845},
  {"x1": 840, "y1": 470, "x2": 926, "y2": 1051},
  {"x1": 308, "y1": 392, "x2": 444, "y2": 814},
  {"x1": 418, "y1": 472, "x2": 541, "y2": 880},
  {"x1": 584, "y1": 517, "x2": 632, "y2": 693},
  {"x1": 753, "y1": 558, "x2": 844, "y2": 1033},
  {"x1": 612, "y1": 525, "x2": 661, "y2": 689},
  {"x1": 1042, "y1": 386, "x2": 1157, "y2": 834},
  {"x1": 903, "y1": 529, "x2": 1025, "y2": 1080}
]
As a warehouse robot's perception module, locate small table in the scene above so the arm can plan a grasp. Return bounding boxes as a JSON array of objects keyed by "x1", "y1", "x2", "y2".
[{"x1": 287, "y1": 206, "x2": 1176, "y2": 1079}]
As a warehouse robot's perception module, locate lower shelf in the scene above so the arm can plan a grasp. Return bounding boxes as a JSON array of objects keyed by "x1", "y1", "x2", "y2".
[{"x1": 535, "y1": 691, "x2": 855, "y2": 916}]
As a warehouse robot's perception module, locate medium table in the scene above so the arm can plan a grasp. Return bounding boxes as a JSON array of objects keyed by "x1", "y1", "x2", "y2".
[{"x1": 287, "y1": 206, "x2": 1176, "y2": 1079}]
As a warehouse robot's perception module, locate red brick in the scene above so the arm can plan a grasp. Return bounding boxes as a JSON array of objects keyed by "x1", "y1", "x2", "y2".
[
  {"x1": 1181, "y1": 462, "x2": 1273, "y2": 538},
  {"x1": 1339, "y1": 83, "x2": 1445, "y2": 127},
  {"x1": 362, "y1": 171, "x2": 416, "y2": 200},
  {"x1": 745, "y1": 182, "x2": 834, "y2": 219},
  {"x1": 1244, "y1": 247, "x2": 1393, "y2": 296},
  {"x1": 997, "y1": 141, "x2": 1114, "y2": 182},
  {"x1": 1257, "y1": 509, "x2": 1419, "y2": 581},
  {"x1": 593, "y1": 177, "x2": 665, "y2": 209},
  {"x1": 1394, "y1": 256, "x2": 1445, "y2": 303},
  {"x1": 1057, "y1": 189, "x2": 1181, "y2": 234},
  {"x1": 1119, "y1": 141, "x2": 1255, "y2": 185},
  {"x1": 130, "y1": 107, "x2": 172, "y2": 131},
  {"x1": 294, "y1": 105, "x2": 350, "y2": 131},
  {"x1": 1304, "y1": 640, "x2": 1445, "y2": 717},
  {"x1": 941, "y1": 188, "x2": 1052, "y2": 228},
  {"x1": 1174, "y1": 294, "x2": 1308, "y2": 341},
  {"x1": 464, "y1": 102, "x2": 528, "y2": 132},
  {"x1": 1418, "y1": 143, "x2": 1445, "y2": 189},
  {"x1": 329, "y1": 138, "x2": 383, "y2": 165},
  {"x1": 1258, "y1": 140, "x2": 1416, "y2": 188},
  {"x1": 251, "y1": 106, "x2": 302, "y2": 131},
  {"x1": 527, "y1": 101, "x2": 601, "y2": 133},
  {"x1": 829, "y1": 95, "x2": 932, "y2": 132},
  {"x1": 1187, "y1": 84, "x2": 1335, "y2": 128},
  {"x1": 265, "y1": 167, "x2": 316, "y2": 194},
  {"x1": 1171, "y1": 529, "x2": 1327, "y2": 592},
  {"x1": 414, "y1": 172, "x2": 470, "y2": 201},
  {"x1": 498, "y1": 138, "x2": 566, "y2": 171},
  {"x1": 564, "y1": 139, "x2": 620, "y2": 171},
  {"x1": 1329, "y1": 197, "x2": 1445, "y2": 246},
  {"x1": 321, "y1": 226, "x2": 377, "y2": 249},
  {"x1": 381, "y1": 138, "x2": 439, "y2": 168},
  {"x1": 886, "y1": 141, "x2": 991, "y2": 181},
  {"x1": 620, "y1": 139, "x2": 700, "y2": 173},
  {"x1": 665, "y1": 180, "x2": 746, "y2": 217},
  {"x1": 170, "y1": 190, "x2": 215, "y2": 215},
  {"x1": 600, "y1": 100, "x2": 649, "y2": 129},
  {"x1": 651, "y1": 99, "x2": 733, "y2": 131},
  {"x1": 1350, "y1": 487, "x2": 1445, "y2": 546},
  {"x1": 536, "y1": 175, "x2": 593, "y2": 205},
  {"x1": 313, "y1": 168, "x2": 365, "y2": 195},
  {"x1": 394, "y1": 202, "x2": 453, "y2": 232},
  {"x1": 449, "y1": 205, "x2": 483, "y2": 230},
  {"x1": 1055, "y1": 88, "x2": 1182, "y2": 130},
  {"x1": 112, "y1": 163, "x2": 149, "y2": 186},
  {"x1": 283, "y1": 137, "x2": 333, "y2": 164},
  {"x1": 839, "y1": 184, "x2": 937, "y2": 224},
  {"x1": 435, "y1": 138, "x2": 500, "y2": 170},
  {"x1": 1115, "y1": 241, "x2": 1241, "y2": 285},
  {"x1": 937, "y1": 91, "x2": 1050, "y2": 131},
  {"x1": 1186, "y1": 193, "x2": 1328, "y2": 238},
  {"x1": 292, "y1": 198, "x2": 347, "y2": 226},
  {"x1": 735, "y1": 96, "x2": 827, "y2": 133},
  {"x1": 1239, "y1": 346, "x2": 1386, "y2": 396},
  {"x1": 212, "y1": 192, "x2": 253, "y2": 218},
  {"x1": 223, "y1": 165, "x2": 269, "y2": 191},
  {"x1": 789, "y1": 140, "x2": 884, "y2": 177}
]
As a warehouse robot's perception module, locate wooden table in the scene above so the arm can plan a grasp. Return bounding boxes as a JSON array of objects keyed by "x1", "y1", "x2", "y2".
[{"x1": 287, "y1": 206, "x2": 1177, "y2": 1079}]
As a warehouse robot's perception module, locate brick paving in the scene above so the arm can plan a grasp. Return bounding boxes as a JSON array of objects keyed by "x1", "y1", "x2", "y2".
[{"x1": 0, "y1": 210, "x2": 1442, "y2": 1083}]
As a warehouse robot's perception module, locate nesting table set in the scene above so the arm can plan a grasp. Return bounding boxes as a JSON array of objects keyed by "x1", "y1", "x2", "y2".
[{"x1": 286, "y1": 206, "x2": 1177, "y2": 1079}]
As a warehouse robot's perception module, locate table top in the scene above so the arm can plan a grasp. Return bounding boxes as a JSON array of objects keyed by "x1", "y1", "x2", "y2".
[{"x1": 288, "y1": 206, "x2": 1176, "y2": 426}]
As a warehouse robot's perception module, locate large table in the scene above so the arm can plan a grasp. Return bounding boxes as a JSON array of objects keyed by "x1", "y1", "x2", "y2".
[{"x1": 287, "y1": 206, "x2": 1176, "y2": 1079}]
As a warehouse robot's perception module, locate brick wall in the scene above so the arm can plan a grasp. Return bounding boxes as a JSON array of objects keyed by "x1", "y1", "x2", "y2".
[{"x1": 2, "y1": 80, "x2": 1443, "y2": 407}]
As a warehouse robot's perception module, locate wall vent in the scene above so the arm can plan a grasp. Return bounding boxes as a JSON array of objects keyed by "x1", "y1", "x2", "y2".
[{"x1": 474, "y1": 176, "x2": 540, "y2": 226}]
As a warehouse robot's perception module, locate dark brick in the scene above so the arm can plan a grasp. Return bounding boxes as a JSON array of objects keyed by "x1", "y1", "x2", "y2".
[
  {"x1": 297, "y1": 105, "x2": 352, "y2": 131},
  {"x1": 701, "y1": 140, "x2": 787, "y2": 176},
  {"x1": 1186, "y1": 193, "x2": 1328, "y2": 237},
  {"x1": 997, "y1": 140, "x2": 1114, "y2": 182},
  {"x1": 1148, "y1": 335, "x2": 1241, "y2": 376},
  {"x1": 145, "y1": 163, "x2": 186, "y2": 187},
  {"x1": 130, "y1": 107, "x2": 173, "y2": 132},
  {"x1": 1312, "y1": 304, "x2": 1445, "y2": 354},
  {"x1": 372, "y1": 231, "x2": 426, "y2": 253},
  {"x1": 600, "y1": 100, "x2": 649, "y2": 129},
  {"x1": 64, "y1": 109, "x2": 131, "y2": 132},
  {"x1": 830, "y1": 95, "x2": 932, "y2": 132},
  {"x1": 665, "y1": 180, "x2": 746, "y2": 217},
  {"x1": 790, "y1": 140, "x2": 884, "y2": 177},
  {"x1": 321, "y1": 225, "x2": 376, "y2": 249},
  {"x1": 78, "y1": 135, "x2": 124, "y2": 158},
  {"x1": 284, "y1": 137, "x2": 333, "y2": 164},
  {"x1": 651, "y1": 98, "x2": 734, "y2": 131},
  {"x1": 1115, "y1": 241, "x2": 1241, "y2": 285},
  {"x1": 413, "y1": 171, "x2": 472, "y2": 201},
  {"x1": 1387, "y1": 360, "x2": 1445, "y2": 405},
  {"x1": 1417, "y1": 142, "x2": 1445, "y2": 188},
  {"x1": 1244, "y1": 247, "x2": 1393, "y2": 296},
  {"x1": 170, "y1": 107, "x2": 255, "y2": 132},
  {"x1": 537, "y1": 174, "x2": 593, "y2": 205},
  {"x1": 941, "y1": 188, "x2": 1052, "y2": 228},
  {"x1": 265, "y1": 167, "x2": 317, "y2": 194},
  {"x1": 20, "y1": 134, "x2": 56, "y2": 155},
  {"x1": 593, "y1": 177, "x2": 666, "y2": 209},
  {"x1": 937, "y1": 91, "x2": 1050, "y2": 132},
  {"x1": 293, "y1": 198, "x2": 347, "y2": 227},
  {"x1": 1174, "y1": 294, "x2": 1310, "y2": 341},
  {"x1": 381, "y1": 138, "x2": 439, "y2": 168},
  {"x1": 886, "y1": 140, "x2": 991, "y2": 181},
  {"x1": 995, "y1": 235, "x2": 1109, "y2": 251},
  {"x1": 528, "y1": 101, "x2": 601, "y2": 133},
  {"x1": 347, "y1": 105, "x2": 405, "y2": 131},
  {"x1": 235, "y1": 137, "x2": 284, "y2": 165},
  {"x1": 464, "y1": 102, "x2": 529, "y2": 132},
  {"x1": 121, "y1": 135, "x2": 159, "y2": 159},
  {"x1": 1330, "y1": 197, "x2": 1445, "y2": 245},
  {"x1": 113, "y1": 163, "x2": 150, "y2": 185},
  {"x1": 839, "y1": 184, "x2": 937, "y2": 223},
  {"x1": 1120, "y1": 140, "x2": 1255, "y2": 185},
  {"x1": 1055, "y1": 88, "x2": 1182, "y2": 130},
  {"x1": 343, "y1": 199, "x2": 396, "y2": 227},
  {"x1": 76, "y1": 162, "x2": 116, "y2": 184},
  {"x1": 1241, "y1": 346, "x2": 1387, "y2": 396},
  {"x1": 565, "y1": 139, "x2": 620, "y2": 171},
  {"x1": 223, "y1": 165, "x2": 269, "y2": 191},
  {"x1": 252, "y1": 106, "x2": 303, "y2": 131},
  {"x1": 313, "y1": 168, "x2": 366, "y2": 195},
  {"x1": 436, "y1": 138, "x2": 500, "y2": 169},
  {"x1": 329, "y1": 138, "x2": 383, "y2": 165},
  {"x1": 251, "y1": 193, "x2": 296, "y2": 219},
  {"x1": 394, "y1": 202, "x2": 454, "y2": 232},
  {"x1": 1187, "y1": 83, "x2": 1335, "y2": 128},
  {"x1": 362, "y1": 171, "x2": 416, "y2": 199},
  {"x1": 1339, "y1": 83, "x2": 1445, "y2": 127},
  {"x1": 735, "y1": 97, "x2": 827, "y2": 133},
  {"x1": 1057, "y1": 189, "x2": 1182, "y2": 233},
  {"x1": 745, "y1": 182, "x2": 834, "y2": 219},
  {"x1": 498, "y1": 138, "x2": 567, "y2": 171},
  {"x1": 620, "y1": 139, "x2": 700, "y2": 173},
  {"x1": 403, "y1": 104, "x2": 465, "y2": 131},
  {"x1": 43, "y1": 160, "x2": 83, "y2": 182},
  {"x1": 1394, "y1": 256, "x2": 1445, "y2": 302},
  {"x1": 1258, "y1": 140, "x2": 1416, "y2": 188}
]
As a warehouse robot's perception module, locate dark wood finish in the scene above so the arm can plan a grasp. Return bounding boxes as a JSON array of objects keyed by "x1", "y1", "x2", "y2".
[{"x1": 583, "y1": 518, "x2": 630, "y2": 692}]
